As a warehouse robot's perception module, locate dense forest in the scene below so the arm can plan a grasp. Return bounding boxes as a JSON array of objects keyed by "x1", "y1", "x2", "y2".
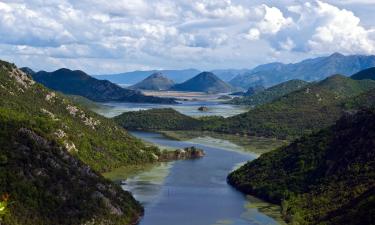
[{"x1": 228, "y1": 109, "x2": 375, "y2": 225}]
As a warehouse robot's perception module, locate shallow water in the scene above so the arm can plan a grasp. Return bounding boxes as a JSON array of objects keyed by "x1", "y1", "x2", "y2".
[
  {"x1": 93, "y1": 100, "x2": 249, "y2": 118},
  {"x1": 121, "y1": 131, "x2": 282, "y2": 225}
]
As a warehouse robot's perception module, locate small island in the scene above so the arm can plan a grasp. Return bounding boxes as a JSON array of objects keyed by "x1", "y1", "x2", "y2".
[
  {"x1": 198, "y1": 106, "x2": 209, "y2": 112},
  {"x1": 158, "y1": 146, "x2": 205, "y2": 161}
]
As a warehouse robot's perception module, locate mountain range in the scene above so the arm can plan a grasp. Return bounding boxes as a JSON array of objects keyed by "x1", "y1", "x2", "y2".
[
  {"x1": 22, "y1": 68, "x2": 176, "y2": 104},
  {"x1": 92, "y1": 53, "x2": 375, "y2": 90},
  {"x1": 229, "y1": 53, "x2": 375, "y2": 88}
]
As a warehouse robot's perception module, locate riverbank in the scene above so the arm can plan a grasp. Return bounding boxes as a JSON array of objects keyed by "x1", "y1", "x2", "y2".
[{"x1": 104, "y1": 131, "x2": 285, "y2": 225}]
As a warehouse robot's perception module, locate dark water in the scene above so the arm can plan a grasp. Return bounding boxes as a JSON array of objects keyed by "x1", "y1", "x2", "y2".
[{"x1": 126, "y1": 131, "x2": 280, "y2": 225}]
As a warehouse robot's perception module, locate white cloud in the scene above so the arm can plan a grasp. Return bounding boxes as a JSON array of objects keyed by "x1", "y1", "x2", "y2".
[{"x1": 0, "y1": 0, "x2": 374, "y2": 73}]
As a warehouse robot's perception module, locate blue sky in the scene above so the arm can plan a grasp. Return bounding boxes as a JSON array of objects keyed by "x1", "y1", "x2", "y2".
[{"x1": 1, "y1": 0, "x2": 375, "y2": 74}]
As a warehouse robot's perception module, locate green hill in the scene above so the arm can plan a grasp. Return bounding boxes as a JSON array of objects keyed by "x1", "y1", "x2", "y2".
[
  {"x1": 209, "y1": 75, "x2": 375, "y2": 139},
  {"x1": 227, "y1": 108, "x2": 375, "y2": 225},
  {"x1": 229, "y1": 79, "x2": 309, "y2": 106},
  {"x1": 0, "y1": 60, "x2": 162, "y2": 224},
  {"x1": 114, "y1": 108, "x2": 201, "y2": 131},
  {"x1": 351, "y1": 67, "x2": 375, "y2": 80}
]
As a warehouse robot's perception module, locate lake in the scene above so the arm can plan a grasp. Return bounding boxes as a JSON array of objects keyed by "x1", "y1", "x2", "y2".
[
  {"x1": 92, "y1": 91, "x2": 249, "y2": 118},
  {"x1": 105, "y1": 132, "x2": 284, "y2": 225}
]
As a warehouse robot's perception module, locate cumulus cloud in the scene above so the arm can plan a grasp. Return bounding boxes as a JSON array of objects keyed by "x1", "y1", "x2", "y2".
[{"x1": 0, "y1": 0, "x2": 374, "y2": 73}]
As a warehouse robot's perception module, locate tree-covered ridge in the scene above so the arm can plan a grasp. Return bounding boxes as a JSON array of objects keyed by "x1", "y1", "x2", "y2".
[
  {"x1": 227, "y1": 109, "x2": 375, "y2": 225},
  {"x1": 210, "y1": 75, "x2": 375, "y2": 139},
  {"x1": 0, "y1": 61, "x2": 160, "y2": 172},
  {"x1": 228, "y1": 79, "x2": 309, "y2": 106},
  {"x1": 30, "y1": 68, "x2": 177, "y2": 104},
  {"x1": 114, "y1": 108, "x2": 201, "y2": 131}
]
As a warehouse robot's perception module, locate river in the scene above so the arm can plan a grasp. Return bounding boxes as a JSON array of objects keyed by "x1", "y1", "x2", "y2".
[{"x1": 108, "y1": 131, "x2": 283, "y2": 225}]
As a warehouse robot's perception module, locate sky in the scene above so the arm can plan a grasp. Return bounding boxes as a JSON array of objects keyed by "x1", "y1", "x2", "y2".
[{"x1": 1, "y1": 0, "x2": 375, "y2": 74}]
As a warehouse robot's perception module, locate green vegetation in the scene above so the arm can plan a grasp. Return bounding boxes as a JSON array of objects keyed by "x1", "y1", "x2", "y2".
[
  {"x1": 0, "y1": 62, "x2": 161, "y2": 172},
  {"x1": 228, "y1": 109, "x2": 375, "y2": 225},
  {"x1": 114, "y1": 108, "x2": 202, "y2": 130},
  {"x1": 208, "y1": 75, "x2": 375, "y2": 139},
  {"x1": 229, "y1": 79, "x2": 309, "y2": 106},
  {"x1": 0, "y1": 60, "x2": 170, "y2": 224}
]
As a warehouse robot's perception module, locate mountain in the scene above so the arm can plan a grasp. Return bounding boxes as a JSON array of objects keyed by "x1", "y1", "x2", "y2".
[
  {"x1": 228, "y1": 109, "x2": 375, "y2": 225},
  {"x1": 230, "y1": 53, "x2": 375, "y2": 88},
  {"x1": 351, "y1": 67, "x2": 375, "y2": 80},
  {"x1": 0, "y1": 59, "x2": 167, "y2": 223},
  {"x1": 171, "y1": 72, "x2": 233, "y2": 93},
  {"x1": 210, "y1": 69, "x2": 250, "y2": 82},
  {"x1": 129, "y1": 72, "x2": 175, "y2": 90},
  {"x1": 93, "y1": 69, "x2": 201, "y2": 85},
  {"x1": 31, "y1": 68, "x2": 177, "y2": 104},
  {"x1": 229, "y1": 79, "x2": 309, "y2": 106}
]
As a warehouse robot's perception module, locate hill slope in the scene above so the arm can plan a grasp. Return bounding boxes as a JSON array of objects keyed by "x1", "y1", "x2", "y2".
[
  {"x1": 0, "y1": 60, "x2": 162, "y2": 223},
  {"x1": 229, "y1": 79, "x2": 309, "y2": 106},
  {"x1": 171, "y1": 72, "x2": 233, "y2": 93},
  {"x1": 351, "y1": 67, "x2": 375, "y2": 80},
  {"x1": 31, "y1": 68, "x2": 176, "y2": 104},
  {"x1": 228, "y1": 109, "x2": 375, "y2": 225},
  {"x1": 230, "y1": 53, "x2": 375, "y2": 88},
  {"x1": 129, "y1": 72, "x2": 174, "y2": 90}
]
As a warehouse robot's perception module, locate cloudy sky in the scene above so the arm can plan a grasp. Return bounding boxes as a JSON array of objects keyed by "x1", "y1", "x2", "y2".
[{"x1": 1, "y1": 0, "x2": 375, "y2": 74}]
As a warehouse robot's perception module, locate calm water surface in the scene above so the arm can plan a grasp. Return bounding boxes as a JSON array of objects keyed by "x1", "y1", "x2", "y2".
[
  {"x1": 94, "y1": 100, "x2": 249, "y2": 118},
  {"x1": 123, "y1": 131, "x2": 281, "y2": 225}
]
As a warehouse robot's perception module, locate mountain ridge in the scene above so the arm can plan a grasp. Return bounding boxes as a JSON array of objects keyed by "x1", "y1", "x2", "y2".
[{"x1": 30, "y1": 68, "x2": 177, "y2": 104}]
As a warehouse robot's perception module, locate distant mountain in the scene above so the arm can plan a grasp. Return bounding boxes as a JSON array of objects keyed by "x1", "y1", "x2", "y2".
[
  {"x1": 129, "y1": 72, "x2": 175, "y2": 90},
  {"x1": 229, "y1": 79, "x2": 309, "y2": 106},
  {"x1": 93, "y1": 69, "x2": 201, "y2": 85},
  {"x1": 31, "y1": 68, "x2": 177, "y2": 104},
  {"x1": 351, "y1": 67, "x2": 375, "y2": 80},
  {"x1": 171, "y1": 72, "x2": 233, "y2": 93},
  {"x1": 210, "y1": 69, "x2": 250, "y2": 82},
  {"x1": 230, "y1": 53, "x2": 375, "y2": 88},
  {"x1": 228, "y1": 108, "x2": 375, "y2": 225}
]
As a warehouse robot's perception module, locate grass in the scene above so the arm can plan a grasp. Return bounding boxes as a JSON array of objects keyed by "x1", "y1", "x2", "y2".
[{"x1": 160, "y1": 130, "x2": 288, "y2": 155}]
